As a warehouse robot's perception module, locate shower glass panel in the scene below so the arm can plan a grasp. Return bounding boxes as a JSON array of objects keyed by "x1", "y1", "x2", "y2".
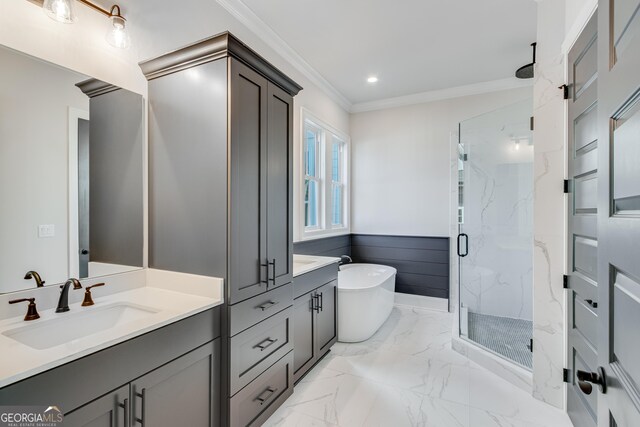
[{"x1": 458, "y1": 98, "x2": 534, "y2": 370}]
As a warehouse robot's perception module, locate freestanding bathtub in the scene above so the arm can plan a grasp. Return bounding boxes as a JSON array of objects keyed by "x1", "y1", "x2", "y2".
[{"x1": 337, "y1": 263, "x2": 397, "y2": 342}]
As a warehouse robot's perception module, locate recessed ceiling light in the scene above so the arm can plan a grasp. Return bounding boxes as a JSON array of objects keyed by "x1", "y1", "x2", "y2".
[{"x1": 367, "y1": 76, "x2": 378, "y2": 84}]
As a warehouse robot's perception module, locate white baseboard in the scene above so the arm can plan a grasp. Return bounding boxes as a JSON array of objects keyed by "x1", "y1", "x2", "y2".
[{"x1": 394, "y1": 292, "x2": 449, "y2": 312}]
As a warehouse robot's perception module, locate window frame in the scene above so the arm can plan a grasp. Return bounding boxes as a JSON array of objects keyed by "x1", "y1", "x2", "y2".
[{"x1": 299, "y1": 109, "x2": 350, "y2": 240}]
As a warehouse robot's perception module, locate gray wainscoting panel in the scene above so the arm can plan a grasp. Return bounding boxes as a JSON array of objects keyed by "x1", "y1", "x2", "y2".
[
  {"x1": 293, "y1": 235, "x2": 351, "y2": 257},
  {"x1": 294, "y1": 234, "x2": 450, "y2": 299},
  {"x1": 351, "y1": 234, "x2": 449, "y2": 299}
]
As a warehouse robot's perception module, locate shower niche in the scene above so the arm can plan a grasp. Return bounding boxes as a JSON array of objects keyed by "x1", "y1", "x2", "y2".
[{"x1": 456, "y1": 98, "x2": 534, "y2": 370}]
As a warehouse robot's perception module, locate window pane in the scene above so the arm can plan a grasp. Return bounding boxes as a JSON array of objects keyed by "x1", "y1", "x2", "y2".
[
  {"x1": 331, "y1": 142, "x2": 340, "y2": 182},
  {"x1": 305, "y1": 129, "x2": 316, "y2": 177},
  {"x1": 305, "y1": 179, "x2": 318, "y2": 227},
  {"x1": 332, "y1": 183, "x2": 342, "y2": 226}
]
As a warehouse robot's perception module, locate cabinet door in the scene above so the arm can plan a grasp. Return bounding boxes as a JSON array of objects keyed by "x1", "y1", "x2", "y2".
[
  {"x1": 63, "y1": 385, "x2": 130, "y2": 427},
  {"x1": 131, "y1": 341, "x2": 219, "y2": 427},
  {"x1": 229, "y1": 59, "x2": 269, "y2": 304},
  {"x1": 293, "y1": 292, "x2": 316, "y2": 383},
  {"x1": 316, "y1": 280, "x2": 338, "y2": 355},
  {"x1": 266, "y1": 83, "x2": 294, "y2": 289}
]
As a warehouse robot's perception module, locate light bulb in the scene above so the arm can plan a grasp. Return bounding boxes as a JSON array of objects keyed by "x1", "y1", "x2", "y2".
[
  {"x1": 106, "y1": 14, "x2": 131, "y2": 49},
  {"x1": 43, "y1": 0, "x2": 76, "y2": 24}
]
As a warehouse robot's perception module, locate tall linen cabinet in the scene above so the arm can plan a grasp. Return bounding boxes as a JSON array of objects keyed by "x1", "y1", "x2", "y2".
[{"x1": 140, "y1": 32, "x2": 302, "y2": 427}]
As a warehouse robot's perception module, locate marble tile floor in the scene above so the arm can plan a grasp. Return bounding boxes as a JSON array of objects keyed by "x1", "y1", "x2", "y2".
[{"x1": 264, "y1": 306, "x2": 572, "y2": 427}]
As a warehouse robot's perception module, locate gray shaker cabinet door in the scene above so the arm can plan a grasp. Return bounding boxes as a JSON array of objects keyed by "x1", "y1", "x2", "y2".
[
  {"x1": 316, "y1": 280, "x2": 338, "y2": 355},
  {"x1": 266, "y1": 83, "x2": 294, "y2": 290},
  {"x1": 293, "y1": 293, "x2": 316, "y2": 383},
  {"x1": 63, "y1": 385, "x2": 130, "y2": 427},
  {"x1": 229, "y1": 59, "x2": 269, "y2": 304},
  {"x1": 130, "y1": 341, "x2": 219, "y2": 427}
]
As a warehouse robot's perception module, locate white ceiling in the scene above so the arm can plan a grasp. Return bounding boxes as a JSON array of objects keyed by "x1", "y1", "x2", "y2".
[{"x1": 239, "y1": 0, "x2": 538, "y2": 104}]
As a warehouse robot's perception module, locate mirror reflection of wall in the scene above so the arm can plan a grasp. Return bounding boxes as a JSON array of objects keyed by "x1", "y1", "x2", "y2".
[{"x1": 0, "y1": 46, "x2": 144, "y2": 294}]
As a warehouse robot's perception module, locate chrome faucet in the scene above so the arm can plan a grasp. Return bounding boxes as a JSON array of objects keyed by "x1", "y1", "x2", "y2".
[
  {"x1": 56, "y1": 278, "x2": 82, "y2": 313},
  {"x1": 24, "y1": 270, "x2": 46, "y2": 287},
  {"x1": 339, "y1": 255, "x2": 353, "y2": 266}
]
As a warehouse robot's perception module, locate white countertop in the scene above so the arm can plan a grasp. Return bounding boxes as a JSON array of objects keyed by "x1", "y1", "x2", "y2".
[
  {"x1": 293, "y1": 254, "x2": 340, "y2": 277},
  {"x1": 0, "y1": 270, "x2": 223, "y2": 388}
]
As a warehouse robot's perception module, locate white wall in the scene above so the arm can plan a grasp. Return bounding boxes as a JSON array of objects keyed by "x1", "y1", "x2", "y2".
[
  {"x1": 349, "y1": 87, "x2": 532, "y2": 237},
  {"x1": 0, "y1": 48, "x2": 89, "y2": 293}
]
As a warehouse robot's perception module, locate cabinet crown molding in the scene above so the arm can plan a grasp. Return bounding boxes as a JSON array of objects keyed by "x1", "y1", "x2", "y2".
[
  {"x1": 139, "y1": 31, "x2": 303, "y2": 96},
  {"x1": 76, "y1": 78, "x2": 120, "y2": 98}
]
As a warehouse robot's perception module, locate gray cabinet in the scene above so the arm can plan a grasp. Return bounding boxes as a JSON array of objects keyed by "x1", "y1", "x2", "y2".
[
  {"x1": 0, "y1": 309, "x2": 221, "y2": 427},
  {"x1": 64, "y1": 385, "x2": 129, "y2": 427},
  {"x1": 293, "y1": 272, "x2": 338, "y2": 383},
  {"x1": 228, "y1": 61, "x2": 294, "y2": 304},
  {"x1": 131, "y1": 342, "x2": 218, "y2": 427},
  {"x1": 140, "y1": 32, "x2": 301, "y2": 426}
]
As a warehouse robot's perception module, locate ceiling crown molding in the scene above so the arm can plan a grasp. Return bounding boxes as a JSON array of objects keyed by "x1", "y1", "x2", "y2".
[
  {"x1": 350, "y1": 77, "x2": 534, "y2": 113},
  {"x1": 216, "y1": 0, "x2": 352, "y2": 111}
]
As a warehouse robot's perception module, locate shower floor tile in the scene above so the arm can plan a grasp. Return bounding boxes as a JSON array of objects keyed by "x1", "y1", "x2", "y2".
[{"x1": 467, "y1": 312, "x2": 533, "y2": 369}]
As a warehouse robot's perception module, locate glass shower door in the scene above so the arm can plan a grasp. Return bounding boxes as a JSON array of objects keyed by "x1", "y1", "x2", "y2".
[{"x1": 458, "y1": 98, "x2": 534, "y2": 370}]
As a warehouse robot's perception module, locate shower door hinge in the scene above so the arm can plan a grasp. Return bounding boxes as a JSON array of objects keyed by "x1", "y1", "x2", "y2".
[
  {"x1": 559, "y1": 84, "x2": 570, "y2": 100},
  {"x1": 563, "y1": 275, "x2": 569, "y2": 289},
  {"x1": 530, "y1": 116, "x2": 534, "y2": 131},
  {"x1": 564, "y1": 179, "x2": 570, "y2": 194},
  {"x1": 563, "y1": 368, "x2": 570, "y2": 383}
]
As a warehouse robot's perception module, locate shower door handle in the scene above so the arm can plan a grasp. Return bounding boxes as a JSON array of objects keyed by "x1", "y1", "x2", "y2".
[{"x1": 457, "y1": 233, "x2": 469, "y2": 257}]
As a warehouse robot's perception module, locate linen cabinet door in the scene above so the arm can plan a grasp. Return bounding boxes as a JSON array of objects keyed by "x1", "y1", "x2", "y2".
[
  {"x1": 63, "y1": 385, "x2": 130, "y2": 427},
  {"x1": 315, "y1": 280, "x2": 338, "y2": 356},
  {"x1": 130, "y1": 342, "x2": 218, "y2": 427},
  {"x1": 229, "y1": 59, "x2": 269, "y2": 304},
  {"x1": 266, "y1": 83, "x2": 294, "y2": 290},
  {"x1": 293, "y1": 292, "x2": 316, "y2": 383}
]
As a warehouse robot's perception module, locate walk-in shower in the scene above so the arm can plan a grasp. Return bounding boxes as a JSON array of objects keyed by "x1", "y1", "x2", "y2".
[{"x1": 456, "y1": 98, "x2": 534, "y2": 370}]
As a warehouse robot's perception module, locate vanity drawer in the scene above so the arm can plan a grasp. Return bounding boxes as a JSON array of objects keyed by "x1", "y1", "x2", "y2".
[
  {"x1": 229, "y1": 351, "x2": 293, "y2": 427},
  {"x1": 229, "y1": 282, "x2": 293, "y2": 336},
  {"x1": 229, "y1": 307, "x2": 292, "y2": 395}
]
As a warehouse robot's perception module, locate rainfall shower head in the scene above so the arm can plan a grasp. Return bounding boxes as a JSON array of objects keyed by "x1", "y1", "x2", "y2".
[{"x1": 515, "y1": 42, "x2": 537, "y2": 79}]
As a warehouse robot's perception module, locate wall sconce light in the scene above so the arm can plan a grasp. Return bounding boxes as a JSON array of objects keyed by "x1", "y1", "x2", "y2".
[{"x1": 39, "y1": 0, "x2": 131, "y2": 49}]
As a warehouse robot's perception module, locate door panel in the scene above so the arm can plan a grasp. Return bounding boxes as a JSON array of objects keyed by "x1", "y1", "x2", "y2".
[
  {"x1": 316, "y1": 281, "x2": 338, "y2": 354},
  {"x1": 293, "y1": 293, "x2": 315, "y2": 383},
  {"x1": 567, "y1": 12, "x2": 599, "y2": 427},
  {"x1": 64, "y1": 385, "x2": 129, "y2": 427},
  {"x1": 229, "y1": 59, "x2": 268, "y2": 304},
  {"x1": 131, "y1": 342, "x2": 217, "y2": 427},
  {"x1": 266, "y1": 83, "x2": 293, "y2": 289},
  {"x1": 599, "y1": 0, "x2": 640, "y2": 425}
]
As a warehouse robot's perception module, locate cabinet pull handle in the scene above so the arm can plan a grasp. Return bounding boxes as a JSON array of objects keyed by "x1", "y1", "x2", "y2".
[
  {"x1": 254, "y1": 337, "x2": 278, "y2": 351},
  {"x1": 319, "y1": 292, "x2": 323, "y2": 312},
  {"x1": 255, "y1": 387, "x2": 278, "y2": 405},
  {"x1": 119, "y1": 398, "x2": 129, "y2": 427},
  {"x1": 135, "y1": 388, "x2": 145, "y2": 425},
  {"x1": 268, "y1": 259, "x2": 276, "y2": 284},
  {"x1": 257, "y1": 300, "x2": 279, "y2": 311},
  {"x1": 260, "y1": 262, "x2": 268, "y2": 285},
  {"x1": 310, "y1": 294, "x2": 317, "y2": 311}
]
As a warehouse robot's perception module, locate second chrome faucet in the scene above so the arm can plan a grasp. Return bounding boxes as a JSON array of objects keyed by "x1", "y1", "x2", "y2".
[{"x1": 56, "y1": 278, "x2": 82, "y2": 313}]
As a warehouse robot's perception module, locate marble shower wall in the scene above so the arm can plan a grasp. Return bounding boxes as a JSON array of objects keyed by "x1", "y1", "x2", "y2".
[
  {"x1": 457, "y1": 99, "x2": 534, "y2": 322},
  {"x1": 531, "y1": 0, "x2": 567, "y2": 410}
]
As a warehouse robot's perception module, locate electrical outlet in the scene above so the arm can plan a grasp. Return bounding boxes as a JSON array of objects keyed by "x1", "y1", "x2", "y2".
[{"x1": 38, "y1": 224, "x2": 55, "y2": 238}]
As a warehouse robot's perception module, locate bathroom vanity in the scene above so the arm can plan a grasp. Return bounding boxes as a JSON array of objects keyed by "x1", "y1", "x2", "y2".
[
  {"x1": 0, "y1": 272, "x2": 224, "y2": 426},
  {"x1": 291, "y1": 255, "x2": 340, "y2": 383}
]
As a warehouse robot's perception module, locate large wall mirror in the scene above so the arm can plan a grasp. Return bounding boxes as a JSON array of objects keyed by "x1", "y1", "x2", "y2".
[{"x1": 0, "y1": 45, "x2": 144, "y2": 294}]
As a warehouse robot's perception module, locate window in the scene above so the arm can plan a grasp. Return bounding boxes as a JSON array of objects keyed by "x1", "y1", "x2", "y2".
[{"x1": 301, "y1": 111, "x2": 349, "y2": 239}]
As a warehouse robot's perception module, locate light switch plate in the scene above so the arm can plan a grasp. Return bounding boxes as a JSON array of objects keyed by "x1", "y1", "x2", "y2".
[{"x1": 38, "y1": 224, "x2": 55, "y2": 238}]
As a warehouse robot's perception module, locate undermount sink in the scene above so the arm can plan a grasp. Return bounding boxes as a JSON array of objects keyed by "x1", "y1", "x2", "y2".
[{"x1": 2, "y1": 303, "x2": 159, "y2": 350}]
